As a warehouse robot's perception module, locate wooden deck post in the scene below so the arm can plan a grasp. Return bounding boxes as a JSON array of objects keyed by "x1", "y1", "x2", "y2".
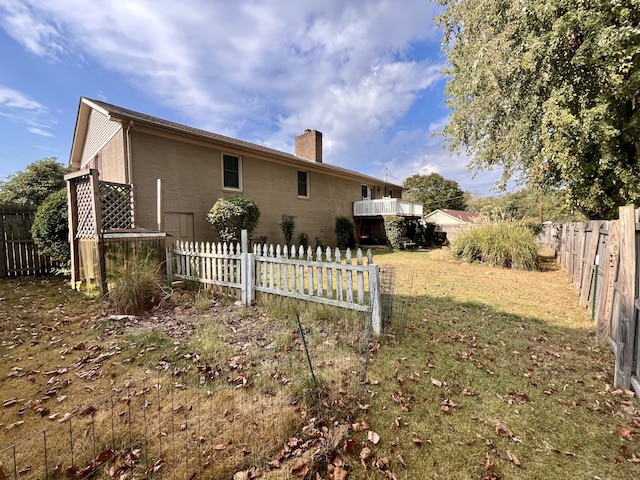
[
  {"x1": 614, "y1": 205, "x2": 637, "y2": 389},
  {"x1": 89, "y1": 169, "x2": 108, "y2": 296},
  {"x1": 64, "y1": 172, "x2": 83, "y2": 287}
]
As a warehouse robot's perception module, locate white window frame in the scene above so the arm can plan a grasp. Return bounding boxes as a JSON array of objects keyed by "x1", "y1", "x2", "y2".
[
  {"x1": 297, "y1": 170, "x2": 309, "y2": 198},
  {"x1": 222, "y1": 153, "x2": 242, "y2": 191}
]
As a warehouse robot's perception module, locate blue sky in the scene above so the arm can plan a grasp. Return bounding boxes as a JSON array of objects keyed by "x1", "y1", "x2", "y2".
[{"x1": 0, "y1": 0, "x2": 504, "y2": 196}]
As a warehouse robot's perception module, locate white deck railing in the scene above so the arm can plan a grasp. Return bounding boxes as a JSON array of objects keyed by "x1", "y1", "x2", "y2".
[{"x1": 353, "y1": 198, "x2": 423, "y2": 217}]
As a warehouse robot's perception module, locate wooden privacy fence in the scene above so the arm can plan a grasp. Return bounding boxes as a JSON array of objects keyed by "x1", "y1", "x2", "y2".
[
  {"x1": 0, "y1": 205, "x2": 58, "y2": 278},
  {"x1": 557, "y1": 205, "x2": 639, "y2": 395},
  {"x1": 167, "y1": 231, "x2": 382, "y2": 334}
]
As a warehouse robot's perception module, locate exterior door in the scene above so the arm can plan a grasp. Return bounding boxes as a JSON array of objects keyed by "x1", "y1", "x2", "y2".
[{"x1": 164, "y1": 212, "x2": 194, "y2": 247}]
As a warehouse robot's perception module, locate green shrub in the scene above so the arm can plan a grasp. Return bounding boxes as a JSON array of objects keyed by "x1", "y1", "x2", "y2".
[
  {"x1": 108, "y1": 248, "x2": 161, "y2": 314},
  {"x1": 297, "y1": 232, "x2": 309, "y2": 249},
  {"x1": 207, "y1": 195, "x2": 260, "y2": 243},
  {"x1": 280, "y1": 215, "x2": 295, "y2": 245},
  {"x1": 452, "y1": 220, "x2": 539, "y2": 270},
  {"x1": 383, "y1": 216, "x2": 404, "y2": 251},
  {"x1": 31, "y1": 188, "x2": 70, "y2": 264},
  {"x1": 334, "y1": 216, "x2": 355, "y2": 249}
]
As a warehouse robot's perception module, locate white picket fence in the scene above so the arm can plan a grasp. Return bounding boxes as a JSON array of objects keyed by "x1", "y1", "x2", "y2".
[{"x1": 166, "y1": 231, "x2": 382, "y2": 333}]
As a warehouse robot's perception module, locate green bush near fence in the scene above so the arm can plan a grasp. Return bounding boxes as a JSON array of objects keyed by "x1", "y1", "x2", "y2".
[
  {"x1": 452, "y1": 220, "x2": 539, "y2": 270},
  {"x1": 31, "y1": 188, "x2": 70, "y2": 263},
  {"x1": 280, "y1": 215, "x2": 295, "y2": 245},
  {"x1": 383, "y1": 215, "x2": 404, "y2": 251},
  {"x1": 207, "y1": 195, "x2": 261, "y2": 243},
  {"x1": 335, "y1": 216, "x2": 355, "y2": 249}
]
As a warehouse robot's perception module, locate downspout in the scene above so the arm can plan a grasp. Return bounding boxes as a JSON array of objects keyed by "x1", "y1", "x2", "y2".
[
  {"x1": 125, "y1": 120, "x2": 134, "y2": 184},
  {"x1": 125, "y1": 120, "x2": 135, "y2": 228}
]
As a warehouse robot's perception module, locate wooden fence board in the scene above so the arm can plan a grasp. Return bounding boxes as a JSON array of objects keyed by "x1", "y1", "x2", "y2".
[
  {"x1": 598, "y1": 221, "x2": 619, "y2": 340},
  {"x1": 557, "y1": 205, "x2": 639, "y2": 393},
  {"x1": 614, "y1": 206, "x2": 637, "y2": 388},
  {"x1": 580, "y1": 221, "x2": 602, "y2": 308},
  {"x1": 0, "y1": 205, "x2": 57, "y2": 278}
]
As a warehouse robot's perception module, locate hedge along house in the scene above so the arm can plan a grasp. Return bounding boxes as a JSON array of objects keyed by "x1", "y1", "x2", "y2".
[{"x1": 67, "y1": 97, "x2": 422, "y2": 270}]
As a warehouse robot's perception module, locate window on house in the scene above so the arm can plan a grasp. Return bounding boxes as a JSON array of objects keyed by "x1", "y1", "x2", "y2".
[
  {"x1": 222, "y1": 154, "x2": 242, "y2": 190},
  {"x1": 361, "y1": 185, "x2": 371, "y2": 200},
  {"x1": 298, "y1": 171, "x2": 309, "y2": 197}
]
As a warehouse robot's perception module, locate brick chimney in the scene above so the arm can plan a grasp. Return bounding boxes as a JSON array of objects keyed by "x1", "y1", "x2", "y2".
[{"x1": 295, "y1": 129, "x2": 322, "y2": 163}]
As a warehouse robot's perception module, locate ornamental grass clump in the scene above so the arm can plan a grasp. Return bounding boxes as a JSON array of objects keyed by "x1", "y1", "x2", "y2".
[
  {"x1": 107, "y1": 248, "x2": 162, "y2": 314},
  {"x1": 452, "y1": 220, "x2": 539, "y2": 270}
]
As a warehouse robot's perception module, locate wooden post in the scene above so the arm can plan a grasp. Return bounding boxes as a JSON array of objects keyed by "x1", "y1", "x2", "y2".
[
  {"x1": 614, "y1": 205, "x2": 637, "y2": 389},
  {"x1": 65, "y1": 176, "x2": 80, "y2": 287},
  {"x1": 89, "y1": 169, "x2": 108, "y2": 296},
  {"x1": 369, "y1": 263, "x2": 381, "y2": 335}
]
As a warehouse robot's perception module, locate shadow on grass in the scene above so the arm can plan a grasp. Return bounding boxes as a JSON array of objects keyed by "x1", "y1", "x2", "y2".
[{"x1": 351, "y1": 292, "x2": 638, "y2": 480}]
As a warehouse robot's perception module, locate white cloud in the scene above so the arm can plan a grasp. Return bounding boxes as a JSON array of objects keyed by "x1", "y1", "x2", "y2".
[
  {"x1": 0, "y1": 86, "x2": 44, "y2": 110},
  {"x1": 0, "y1": 0, "x2": 443, "y2": 145},
  {"x1": 0, "y1": 85, "x2": 56, "y2": 136},
  {"x1": 1, "y1": 0, "x2": 512, "y2": 193},
  {"x1": 27, "y1": 127, "x2": 55, "y2": 137}
]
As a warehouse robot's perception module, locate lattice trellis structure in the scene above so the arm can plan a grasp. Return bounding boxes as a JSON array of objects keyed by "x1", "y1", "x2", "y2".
[
  {"x1": 67, "y1": 169, "x2": 137, "y2": 295},
  {"x1": 100, "y1": 181, "x2": 135, "y2": 230},
  {"x1": 75, "y1": 176, "x2": 96, "y2": 239}
]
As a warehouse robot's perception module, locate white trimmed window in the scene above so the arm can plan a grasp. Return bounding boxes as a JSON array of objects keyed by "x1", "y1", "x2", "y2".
[
  {"x1": 297, "y1": 170, "x2": 309, "y2": 197},
  {"x1": 222, "y1": 153, "x2": 242, "y2": 190}
]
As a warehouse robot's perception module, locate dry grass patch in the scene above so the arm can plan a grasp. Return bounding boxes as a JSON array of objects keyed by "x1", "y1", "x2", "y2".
[
  {"x1": 342, "y1": 249, "x2": 640, "y2": 479},
  {"x1": 1, "y1": 278, "x2": 370, "y2": 479}
]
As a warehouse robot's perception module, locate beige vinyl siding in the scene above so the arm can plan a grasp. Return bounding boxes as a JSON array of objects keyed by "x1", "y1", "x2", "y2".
[
  {"x1": 98, "y1": 132, "x2": 127, "y2": 183},
  {"x1": 80, "y1": 109, "x2": 122, "y2": 168}
]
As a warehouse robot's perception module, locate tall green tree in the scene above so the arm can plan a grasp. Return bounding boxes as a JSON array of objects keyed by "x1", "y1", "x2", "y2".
[
  {"x1": 436, "y1": 0, "x2": 640, "y2": 218},
  {"x1": 402, "y1": 173, "x2": 467, "y2": 212},
  {"x1": 0, "y1": 158, "x2": 69, "y2": 207},
  {"x1": 467, "y1": 188, "x2": 587, "y2": 222}
]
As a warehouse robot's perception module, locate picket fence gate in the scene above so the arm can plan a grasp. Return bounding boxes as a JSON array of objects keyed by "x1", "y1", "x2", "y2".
[{"x1": 166, "y1": 231, "x2": 382, "y2": 334}]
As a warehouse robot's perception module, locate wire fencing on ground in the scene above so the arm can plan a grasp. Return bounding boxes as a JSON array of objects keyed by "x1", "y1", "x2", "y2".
[
  {"x1": 0, "y1": 303, "x2": 373, "y2": 480},
  {"x1": 379, "y1": 265, "x2": 415, "y2": 333}
]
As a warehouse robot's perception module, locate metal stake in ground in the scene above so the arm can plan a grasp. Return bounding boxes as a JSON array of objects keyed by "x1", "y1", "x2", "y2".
[{"x1": 296, "y1": 313, "x2": 317, "y2": 390}]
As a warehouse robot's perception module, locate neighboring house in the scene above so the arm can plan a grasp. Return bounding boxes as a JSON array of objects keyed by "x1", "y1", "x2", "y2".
[
  {"x1": 69, "y1": 97, "x2": 421, "y2": 246},
  {"x1": 423, "y1": 209, "x2": 482, "y2": 243}
]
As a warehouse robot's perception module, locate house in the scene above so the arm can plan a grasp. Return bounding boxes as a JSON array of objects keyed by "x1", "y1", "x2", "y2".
[
  {"x1": 68, "y1": 97, "x2": 422, "y2": 247},
  {"x1": 423, "y1": 209, "x2": 482, "y2": 243}
]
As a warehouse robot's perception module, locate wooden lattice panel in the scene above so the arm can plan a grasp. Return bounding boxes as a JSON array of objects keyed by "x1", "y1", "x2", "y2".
[
  {"x1": 100, "y1": 182, "x2": 134, "y2": 230},
  {"x1": 75, "y1": 177, "x2": 95, "y2": 239}
]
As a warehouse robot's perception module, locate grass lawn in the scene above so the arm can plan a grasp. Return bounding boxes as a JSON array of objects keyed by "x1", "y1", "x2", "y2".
[
  {"x1": 350, "y1": 249, "x2": 639, "y2": 479},
  {"x1": 0, "y1": 248, "x2": 638, "y2": 479}
]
